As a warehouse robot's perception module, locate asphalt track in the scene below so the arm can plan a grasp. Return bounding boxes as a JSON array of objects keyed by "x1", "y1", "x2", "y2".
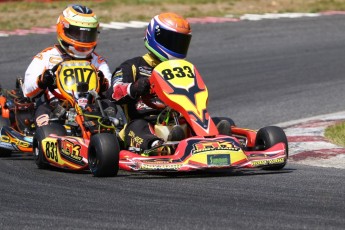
[{"x1": 0, "y1": 15, "x2": 345, "y2": 229}]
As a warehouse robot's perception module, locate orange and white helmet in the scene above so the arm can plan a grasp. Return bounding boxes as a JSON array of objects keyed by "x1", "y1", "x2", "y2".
[{"x1": 57, "y1": 5, "x2": 99, "y2": 59}]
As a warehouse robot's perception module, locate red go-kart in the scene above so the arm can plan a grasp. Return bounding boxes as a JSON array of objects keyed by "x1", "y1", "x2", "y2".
[{"x1": 115, "y1": 60, "x2": 288, "y2": 173}]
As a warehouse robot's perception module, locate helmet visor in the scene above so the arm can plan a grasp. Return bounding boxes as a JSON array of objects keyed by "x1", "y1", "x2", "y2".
[
  {"x1": 155, "y1": 27, "x2": 191, "y2": 56},
  {"x1": 64, "y1": 25, "x2": 98, "y2": 43}
]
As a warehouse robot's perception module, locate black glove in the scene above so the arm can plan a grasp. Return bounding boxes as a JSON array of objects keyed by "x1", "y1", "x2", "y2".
[
  {"x1": 130, "y1": 77, "x2": 150, "y2": 98},
  {"x1": 37, "y1": 67, "x2": 57, "y2": 90},
  {"x1": 98, "y1": 70, "x2": 109, "y2": 93}
]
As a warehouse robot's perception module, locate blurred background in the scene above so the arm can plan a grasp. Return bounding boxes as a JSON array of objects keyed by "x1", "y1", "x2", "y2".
[{"x1": 1, "y1": 0, "x2": 345, "y2": 31}]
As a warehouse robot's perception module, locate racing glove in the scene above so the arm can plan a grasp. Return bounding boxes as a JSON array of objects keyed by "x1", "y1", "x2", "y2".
[
  {"x1": 98, "y1": 70, "x2": 109, "y2": 93},
  {"x1": 130, "y1": 77, "x2": 150, "y2": 98},
  {"x1": 37, "y1": 69, "x2": 55, "y2": 90}
]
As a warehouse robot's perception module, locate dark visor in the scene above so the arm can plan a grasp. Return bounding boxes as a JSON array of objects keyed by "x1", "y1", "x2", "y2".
[
  {"x1": 155, "y1": 27, "x2": 191, "y2": 55},
  {"x1": 64, "y1": 25, "x2": 98, "y2": 43}
]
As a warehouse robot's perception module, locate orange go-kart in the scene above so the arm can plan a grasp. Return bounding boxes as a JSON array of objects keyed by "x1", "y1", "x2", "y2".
[
  {"x1": 118, "y1": 60, "x2": 288, "y2": 172},
  {"x1": 32, "y1": 60, "x2": 125, "y2": 177},
  {"x1": 0, "y1": 79, "x2": 34, "y2": 156}
]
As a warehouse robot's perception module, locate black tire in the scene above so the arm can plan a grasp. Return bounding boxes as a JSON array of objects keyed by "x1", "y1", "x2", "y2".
[
  {"x1": 88, "y1": 133, "x2": 119, "y2": 177},
  {"x1": 255, "y1": 126, "x2": 288, "y2": 170},
  {"x1": 33, "y1": 123, "x2": 67, "y2": 169},
  {"x1": 212, "y1": 117, "x2": 235, "y2": 136},
  {"x1": 212, "y1": 117, "x2": 235, "y2": 126},
  {"x1": 0, "y1": 117, "x2": 12, "y2": 157}
]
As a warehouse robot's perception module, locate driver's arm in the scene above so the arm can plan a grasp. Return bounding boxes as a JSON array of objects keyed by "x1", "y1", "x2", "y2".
[
  {"x1": 107, "y1": 61, "x2": 135, "y2": 104},
  {"x1": 23, "y1": 55, "x2": 46, "y2": 99},
  {"x1": 24, "y1": 48, "x2": 57, "y2": 99}
]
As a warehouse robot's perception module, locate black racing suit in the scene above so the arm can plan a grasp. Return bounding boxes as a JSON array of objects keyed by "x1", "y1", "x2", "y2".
[{"x1": 107, "y1": 53, "x2": 162, "y2": 151}]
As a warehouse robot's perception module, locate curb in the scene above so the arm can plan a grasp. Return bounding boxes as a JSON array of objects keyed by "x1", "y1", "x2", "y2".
[{"x1": 276, "y1": 111, "x2": 345, "y2": 169}]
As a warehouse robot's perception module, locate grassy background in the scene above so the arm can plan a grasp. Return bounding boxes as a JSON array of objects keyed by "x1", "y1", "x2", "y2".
[
  {"x1": 1, "y1": 0, "x2": 345, "y2": 31},
  {"x1": 325, "y1": 122, "x2": 345, "y2": 147}
]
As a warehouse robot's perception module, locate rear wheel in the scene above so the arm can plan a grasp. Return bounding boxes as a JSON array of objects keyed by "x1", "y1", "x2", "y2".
[
  {"x1": 33, "y1": 123, "x2": 67, "y2": 169},
  {"x1": 212, "y1": 117, "x2": 235, "y2": 136},
  {"x1": 0, "y1": 117, "x2": 12, "y2": 157},
  {"x1": 255, "y1": 126, "x2": 288, "y2": 170},
  {"x1": 88, "y1": 133, "x2": 119, "y2": 177},
  {"x1": 212, "y1": 117, "x2": 235, "y2": 126}
]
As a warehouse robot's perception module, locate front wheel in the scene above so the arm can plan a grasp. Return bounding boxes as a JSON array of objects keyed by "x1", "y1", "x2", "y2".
[
  {"x1": 33, "y1": 123, "x2": 67, "y2": 169},
  {"x1": 255, "y1": 126, "x2": 288, "y2": 170},
  {"x1": 88, "y1": 133, "x2": 119, "y2": 177}
]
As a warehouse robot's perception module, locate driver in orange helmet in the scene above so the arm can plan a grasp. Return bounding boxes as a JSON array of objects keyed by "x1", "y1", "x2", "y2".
[{"x1": 23, "y1": 4, "x2": 111, "y2": 127}]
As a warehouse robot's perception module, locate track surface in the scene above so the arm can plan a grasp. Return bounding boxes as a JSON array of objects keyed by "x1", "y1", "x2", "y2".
[{"x1": 0, "y1": 16, "x2": 344, "y2": 229}]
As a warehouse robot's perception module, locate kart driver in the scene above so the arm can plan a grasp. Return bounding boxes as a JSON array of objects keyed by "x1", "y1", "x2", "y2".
[
  {"x1": 23, "y1": 4, "x2": 111, "y2": 127},
  {"x1": 107, "y1": 12, "x2": 231, "y2": 154}
]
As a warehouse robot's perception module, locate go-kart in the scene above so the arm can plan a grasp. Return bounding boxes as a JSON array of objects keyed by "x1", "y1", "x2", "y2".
[
  {"x1": 32, "y1": 60, "x2": 125, "y2": 177},
  {"x1": 0, "y1": 79, "x2": 35, "y2": 156},
  {"x1": 118, "y1": 59, "x2": 288, "y2": 172}
]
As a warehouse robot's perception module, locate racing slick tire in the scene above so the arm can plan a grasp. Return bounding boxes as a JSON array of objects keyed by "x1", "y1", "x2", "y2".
[
  {"x1": 212, "y1": 117, "x2": 235, "y2": 126},
  {"x1": 88, "y1": 133, "x2": 119, "y2": 177},
  {"x1": 212, "y1": 117, "x2": 235, "y2": 136},
  {"x1": 255, "y1": 126, "x2": 288, "y2": 170},
  {"x1": 33, "y1": 123, "x2": 67, "y2": 169},
  {"x1": 0, "y1": 117, "x2": 12, "y2": 157}
]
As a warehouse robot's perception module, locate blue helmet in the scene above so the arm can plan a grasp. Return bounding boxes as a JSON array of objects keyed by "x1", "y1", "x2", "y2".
[{"x1": 144, "y1": 12, "x2": 192, "y2": 61}]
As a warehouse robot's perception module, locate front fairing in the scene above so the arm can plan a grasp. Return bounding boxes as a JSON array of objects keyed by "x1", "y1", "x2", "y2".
[
  {"x1": 119, "y1": 136, "x2": 249, "y2": 172},
  {"x1": 150, "y1": 60, "x2": 218, "y2": 137}
]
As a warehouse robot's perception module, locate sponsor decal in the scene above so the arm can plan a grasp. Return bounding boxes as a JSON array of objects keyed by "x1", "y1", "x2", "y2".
[
  {"x1": 49, "y1": 56, "x2": 63, "y2": 64},
  {"x1": 1, "y1": 135, "x2": 31, "y2": 148},
  {"x1": 135, "y1": 100, "x2": 152, "y2": 111},
  {"x1": 139, "y1": 163, "x2": 181, "y2": 170},
  {"x1": 138, "y1": 66, "x2": 152, "y2": 76},
  {"x1": 77, "y1": 98, "x2": 88, "y2": 108},
  {"x1": 252, "y1": 158, "x2": 285, "y2": 167},
  {"x1": 60, "y1": 139, "x2": 82, "y2": 162},
  {"x1": 192, "y1": 140, "x2": 240, "y2": 154},
  {"x1": 207, "y1": 154, "x2": 230, "y2": 166},
  {"x1": 36, "y1": 114, "x2": 49, "y2": 127},
  {"x1": 128, "y1": 131, "x2": 143, "y2": 148}
]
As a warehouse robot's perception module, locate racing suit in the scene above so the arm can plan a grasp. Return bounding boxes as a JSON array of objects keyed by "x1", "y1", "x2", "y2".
[
  {"x1": 24, "y1": 45, "x2": 112, "y2": 126},
  {"x1": 107, "y1": 52, "x2": 162, "y2": 151}
]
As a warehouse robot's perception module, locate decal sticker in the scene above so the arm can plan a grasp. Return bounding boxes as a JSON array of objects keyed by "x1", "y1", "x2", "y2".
[
  {"x1": 60, "y1": 139, "x2": 82, "y2": 162},
  {"x1": 62, "y1": 67, "x2": 95, "y2": 86},
  {"x1": 138, "y1": 66, "x2": 152, "y2": 77},
  {"x1": 192, "y1": 140, "x2": 240, "y2": 154},
  {"x1": 252, "y1": 158, "x2": 285, "y2": 167},
  {"x1": 160, "y1": 65, "x2": 194, "y2": 80},
  {"x1": 139, "y1": 164, "x2": 181, "y2": 170},
  {"x1": 77, "y1": 98, "x2": 88, "y2": 108},
  {"x1": 45, "y1": 141, "x2": 58, "y2": 162},
  {"x1": 207, "y1": 154, "x2": 230, "y2": 166},
  {"x1": 128, "y1": 130, "x2": 143, "y2": 148},
  {"x1": 1, "y1": 135, "x2": 31, "y2": 148},
  {"x1": 36, "y1": 114, "x2": 49, "y2": 127}
]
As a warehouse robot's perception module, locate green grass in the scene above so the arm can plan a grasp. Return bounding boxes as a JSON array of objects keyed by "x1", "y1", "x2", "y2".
[
  {"x1": 325, "y1": 122, "x2": 345, "y2": 147},
  {"x1": 2, "y1": 0, "x2": 345, "y2": 31}
]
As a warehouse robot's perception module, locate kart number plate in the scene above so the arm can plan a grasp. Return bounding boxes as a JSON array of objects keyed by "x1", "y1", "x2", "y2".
[{"x1": 207, "y1": 154, "x2": 230, "y2": 166}]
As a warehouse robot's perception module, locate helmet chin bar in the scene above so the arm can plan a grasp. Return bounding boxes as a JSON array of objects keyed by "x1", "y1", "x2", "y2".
[{"x1": 66, "y1": 45, "x2": 94, "y2": 59}]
